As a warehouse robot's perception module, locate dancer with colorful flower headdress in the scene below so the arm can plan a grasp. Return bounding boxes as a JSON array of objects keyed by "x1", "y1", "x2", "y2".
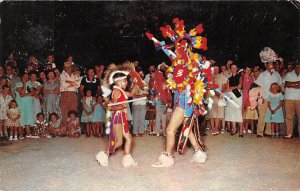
[{"x1": 147, "y1": 18, "x2": 218, "y2": 167}]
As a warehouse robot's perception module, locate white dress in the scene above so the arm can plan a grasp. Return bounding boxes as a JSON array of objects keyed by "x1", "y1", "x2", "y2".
[
  {"x1": 225, "y1": 91, "x2": 243, "y2": 123},
  {"x1": 0, "y1": 94, "x2": 13, "y2": 120}
]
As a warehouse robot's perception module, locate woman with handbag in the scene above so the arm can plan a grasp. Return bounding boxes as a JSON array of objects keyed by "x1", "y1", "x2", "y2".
[{"x1": 225, "y1": 64, "x2": 244, "y2": 137}]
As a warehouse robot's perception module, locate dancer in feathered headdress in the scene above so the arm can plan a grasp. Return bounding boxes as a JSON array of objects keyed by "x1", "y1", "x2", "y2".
[
  {"x1": 147, "y1": 18, "x2": 217, "y2": 167},
  {"x1": 96, "y1": 61, "x2": 142, "y2": 168}
]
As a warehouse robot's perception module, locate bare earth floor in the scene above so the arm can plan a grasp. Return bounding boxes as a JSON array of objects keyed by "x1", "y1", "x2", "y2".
[{"x1": 0, "y1": 134, "x2": 300, "y2": 191}]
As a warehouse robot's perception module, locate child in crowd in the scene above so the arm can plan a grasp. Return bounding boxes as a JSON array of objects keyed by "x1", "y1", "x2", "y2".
[
  {"x1": 145, "y1": 93, "x2": 156, "y2": 135},
  {"x1": 81, "y1": 89, "x2": 96, "y2": 137},
  {"x1": 6, "y1": 100, "x2": 20, "y2": 141},
  {"x1": 0, "y1": 85, "x2": 13, "y2": 138},
  {"x1": 243, "y1": 83, "x2": 262, "y2": 135},
  {"x1": 48, "y1": 112, "x2": 66, "y2": 137},
  {"x1": 67, "y1": 110, "x2": 80, "y2": 138},
  {"x1": 154, "y1": 95, "x2": 167, "y2": 137},
  {"x1": 33, "y1": 113, "x2": 49, "y2": 138},
  {"x1": 265, "y1": 83, "x2": 284, "y2": 139},
  {"x1": 92, "y1": 96, "x2": 105, "y2": 137}
]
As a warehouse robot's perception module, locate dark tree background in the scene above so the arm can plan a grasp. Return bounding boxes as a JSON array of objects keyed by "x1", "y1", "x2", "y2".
[{"x1": 0, "y1": 1, "x2": 299, "y2": 70}]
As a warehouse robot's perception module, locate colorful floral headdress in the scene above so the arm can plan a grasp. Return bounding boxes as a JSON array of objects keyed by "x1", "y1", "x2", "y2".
[{"x1": 146, "y1": 18, "x2": 216, "y2": 115}]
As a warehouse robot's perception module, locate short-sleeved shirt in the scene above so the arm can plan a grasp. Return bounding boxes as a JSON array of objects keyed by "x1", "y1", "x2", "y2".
[
  {"x1": 283, "y1": 70, "x2": 300, "y2": 100},
  {"x1": 80, "y1": 76, "x2": 100, "y2": 96},
  {"x1": 255, "y1": 70, "x2": 282, "y2": 99},
  {"x1": 229, "y1": 73, "x2": 240, "y2": 87},
  {"x1": 214, "y1": 73, "x2": 228, "y2": 89}
]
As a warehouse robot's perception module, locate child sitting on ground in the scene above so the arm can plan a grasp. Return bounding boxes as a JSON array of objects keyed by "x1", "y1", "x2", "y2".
[
  {"x1": 33, "y1": 112, "x2": 49, "y2": 138},
  {"x1": 67, "y1": 110, "x2": 81, "y2": 138},
  {"x1": 48, "y1": 112, "x2": 66, "y2": 137}
]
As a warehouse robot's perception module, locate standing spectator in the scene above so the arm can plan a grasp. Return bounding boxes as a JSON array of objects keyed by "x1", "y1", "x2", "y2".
[
  {"x1": 283, "y1": 64, "x2": 300, "y2": 138},
  {"x1": 6, "y1": 100, "x2": 21, "y2": 140},
  {"x1": 38, "y1": 71, "x2": 48, "y2": 84},
  {"x1": 265, "y1": 83, "x2": 284, "y2": 139},
  {"x1": 95, "y1": 64, "x2": 105, "y2": 81},
  {"x1": 60, "y1": 62, "x2": 80, "y2": 124},
  {"x1": 220, "y1": 65, "x2": 227, "y2": 78},
  {"x1": 255, "y1": 62, "x2": 282, "y2": 137},
  {"x1": 225, "y1": 64, "x2": 243, "y2": 136},
  {"x1": 154, "y1": 95, "x2": 167, "y2": 137},
  {"x1": 15, "y1": 73, "x2": 35, "y2": 138},
  {"x1": 5, "y1": 63, "x2": 20, "y2": 99},
  {"x1": 54, "y1": 68, "x2": 61, "y2": 82},
  {"x1": 132, "y1": 68, "x2": 147, "y2": 137},
  {"x1": 225, "y1": 60, "x2": 233, "y2": 78},
  {"x1": 43, "y1": 70, "x2": 61, "y2": 120},
  {"x1": 242, "y1": 67, "x2": 255, "y2": 115},
  {"x1": 244, "y1": 84, "x2": 261, "y2": 135},
  {"x1": 80, "y1": 67, "x2": 101, "y2": 97},
  {"x1": 28, "y1": 71, "x2": 42, "y2": 117},
  {"x1": 144, "y1": 65, "x2": 156, "y2": 91},
  {"x1": 44, "y1": 54, "x2": 56, "y2": 71},
  {"x1": 92, "y1": 96, "x2": 105, "y2": 137},
  {"x1": 81, "y1": 89, "x2": 96, "y2": 137},
  {"x1": 0, "y1": 85, "x2": 13, "y2": 138},
  {"x1": 145, "y1": 93, "x2": 156, "y2": 134},
  {"x1": 207, "y1": 66, "x2": 228, "y2": 135}
]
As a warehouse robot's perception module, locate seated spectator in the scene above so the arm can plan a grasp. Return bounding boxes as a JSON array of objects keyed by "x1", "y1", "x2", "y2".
[
  {"x1": 48, "y1": 112, "x2": 66, "y2": 137},
  {"x1": 33, "y1": 113, "x2": 49, "y2": 138},
  {"x1": 67, "y1": 110, "x2": 81, "y2": 138}
]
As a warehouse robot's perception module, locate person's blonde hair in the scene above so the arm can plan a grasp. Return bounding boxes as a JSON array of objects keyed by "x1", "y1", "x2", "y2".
[{"x1": 269, "y1": 82, "x2": 281, "y2": 93}]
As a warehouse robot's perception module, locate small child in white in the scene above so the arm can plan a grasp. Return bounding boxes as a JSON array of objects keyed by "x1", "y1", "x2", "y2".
[{"x1": 6, "y1": 100, "x2": 21, "y2": 141}]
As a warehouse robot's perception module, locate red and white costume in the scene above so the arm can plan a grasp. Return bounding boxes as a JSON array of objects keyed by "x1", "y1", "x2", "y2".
[{"x1": 108, "y1": 86, "x2": 129, "y2": 153}]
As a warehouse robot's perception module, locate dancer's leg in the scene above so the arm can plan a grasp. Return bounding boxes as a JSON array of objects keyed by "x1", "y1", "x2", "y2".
[{"x1": 166, "y1": 107, "x2": 185, "y2": 153}]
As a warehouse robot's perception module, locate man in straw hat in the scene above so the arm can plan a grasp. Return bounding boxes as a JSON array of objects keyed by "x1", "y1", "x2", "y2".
[{"x1": 60, "y1": 61, "x2": 80, "y2": 125}]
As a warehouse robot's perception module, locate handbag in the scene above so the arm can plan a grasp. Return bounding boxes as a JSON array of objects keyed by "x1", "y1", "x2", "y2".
[
  {"x1": 218, "y1": 98, "x2": 227, "y2": 106},
  {"x1": 232, "y1": 89, "x2": 242, "y2": 98}
]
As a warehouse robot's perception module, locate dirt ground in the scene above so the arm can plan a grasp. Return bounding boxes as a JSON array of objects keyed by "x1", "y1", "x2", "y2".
[{"x1": 0, "y1": 134, "x2": 300, "y2": 191}]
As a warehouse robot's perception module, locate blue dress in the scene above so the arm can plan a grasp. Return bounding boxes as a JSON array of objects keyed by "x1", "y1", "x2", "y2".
[
  {"x1": 81, "y1": 97, "x2": 95, "y2": 123},
  {"x1": 92, "y1": 103, "x2": 105, "y2": 122},
  {"x1": 44, "y1": 81, "x2": 61, "y2": 120},
  {"x1": 15, "y1": 82, "x2": 35, "y2": 126},
  {"x1": 265, "y1": 93, "x2": 284, "y2": 123}
]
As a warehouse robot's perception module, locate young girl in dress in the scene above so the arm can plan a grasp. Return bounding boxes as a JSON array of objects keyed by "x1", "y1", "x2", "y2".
[
  {"x1": 92, "y1": 96, "x2": 105, "y2": 137},
  {"x1": 243, "y1": 83, "x2": 262, "y2": 135},
  {"x1": 67, "y1": 110, "x2": 80, "y2": 138},
  {"x1": 81, "y1": 89, "x2": 96, "y2": 137},
  {"x1": 0, "y1": 85, "x2": 13, "y2": 138},
  {"x1": 145, "y1": 93, "x2": 156, "y2": 135},
  {"x1": 33, "y1": 113, "x2": 49, "y2": 138},
  {"x1": 48, "y1": 112, "x2": 66, "y2": 137},
  {"x1": 7, "y1": 100, "x2": 20, "y2": 141},
  {"x1": 265, "y1": 83, "x2": 284, "y2": 139},
  {"x1": 96, "y1": 71, "x2": 138, "y2": 167}
]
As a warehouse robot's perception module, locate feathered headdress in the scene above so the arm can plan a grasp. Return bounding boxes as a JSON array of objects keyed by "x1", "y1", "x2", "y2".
[
  {"x1": 103, "y1": 61, "x2": 144, "y2": 90},
  {"x1": 259, "y1": 47, "x2": 278, "y2": 64}
]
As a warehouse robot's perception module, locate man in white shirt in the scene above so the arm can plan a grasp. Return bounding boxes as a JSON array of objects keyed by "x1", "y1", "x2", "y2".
[
  {"x1": 283, "y1": 64, "x2": 300, "y2": 138},
  {"x1": 60, "y1": 62, "x2": 80, "y2": 124},
  {"x1": 255, "y1": 62, "x2": 282, "y2": 137}
]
